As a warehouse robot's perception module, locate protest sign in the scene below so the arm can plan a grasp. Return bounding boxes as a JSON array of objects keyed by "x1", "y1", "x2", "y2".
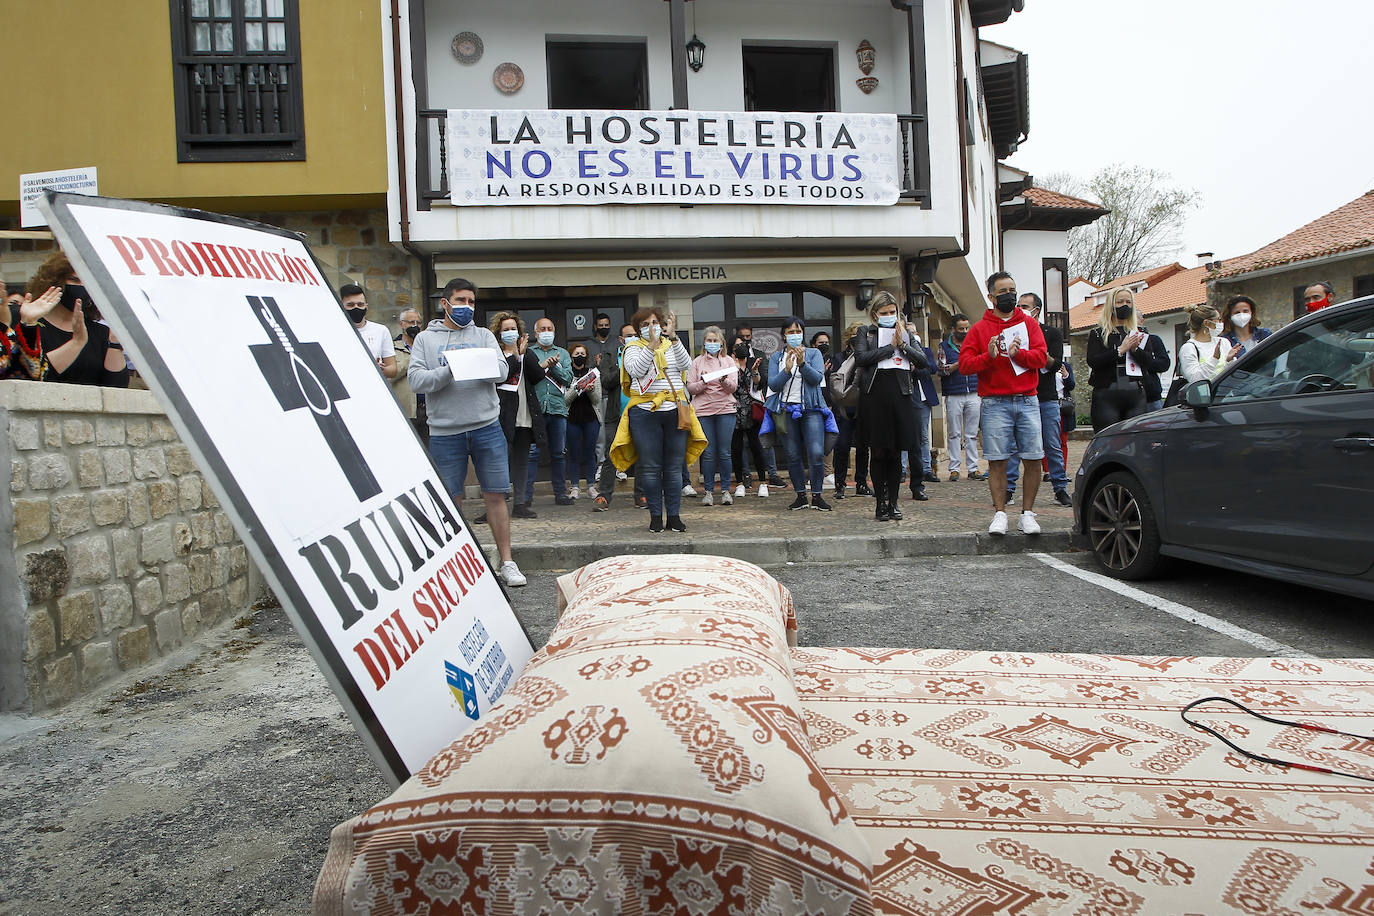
[{"x1": 40, "y1": 193, "x2": 534, "y2": 786}]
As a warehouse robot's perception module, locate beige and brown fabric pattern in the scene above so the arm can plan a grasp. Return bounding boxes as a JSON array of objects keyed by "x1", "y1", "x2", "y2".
[
  {"x1": 314, "y1": 554, "x2": 872, "y2": 915},
  {"x1": 792, "y1": 648, "x2": 1374, "y2": 915}
]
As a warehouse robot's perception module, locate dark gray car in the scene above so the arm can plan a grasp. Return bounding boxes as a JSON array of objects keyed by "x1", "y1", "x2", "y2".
[{"x1": 1073, "y1": 295, "x2": 1374, "y2": 600}]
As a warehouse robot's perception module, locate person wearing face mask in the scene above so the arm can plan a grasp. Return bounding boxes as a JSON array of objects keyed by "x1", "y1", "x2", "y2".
[
  {"x1": 340, "y1": 284, "x2": 398, "y2": 380},
  {"x1": 854, "y1": 291, "x2": 928, "y2": 521},
  {"x1": 687, "y1": 326, "x2": 740, "y2": 506},
  {"x1": 585, "y1": 312, "x2": 619, "y2": 465},
  {"x1": 2, "y1": 282, "x2": 57, "y2": 381},
  {"x1": 523, "y1": 317, "x2": 575, "y2": 508},
  {"x1": 729, "y1": 334, "x2": 771, "y2": 499},
  {"x1": 765, "y1": 317, "x2": 833, "y2": 511},
  {"x1": 409, "y1": 278, "x2": 525, "y2": 587},
  {"x1": 957, "y1": 272, "x2": 1049, "y2": 536},
  {"x1": 490, "y1": 312, "x2": 546, "y2": 520},
  {"x1": 391, "y1": 308, "x2": 428, "y2": 445},
  {"x1": 1302, "y1": 281, "x2": 1336, "y2": 314},
  {"x1": 1085, "y1": 287, "x2": 1170, "y2": 427},
  {"x1": 810, "y1": 331, "x2": 838, "y2": 489},
  {"x1": 26, "y1": 252, "x2": 128, "y2": 387},
  {"x1": 905, "y1": 321, "x2": 939, "y2": 501},
  {"x1": 563, "y1": 342, "x2": 603, "y2": 501},
  {"x1": 829, "y1": 322, "x2": 870, "y2": 499},
  {"x1": 1220, "y1": 295, "x2": 1271, "y2": 357},
  {"x1": 610, "y1": 308, "x2": 704, "y2": 533},
  {"x1": 733, "y1": 322, "x2": 787, "y2": 490},
  {"x1": 1177, "y1": 304, "x2": 1234, "y2": 384},
  {"x1": 937, "y1": 315, "x2": 983, "y2": 482},
  {"x1": 592, "y1": 322, "x2": 646, "y2": 511}
]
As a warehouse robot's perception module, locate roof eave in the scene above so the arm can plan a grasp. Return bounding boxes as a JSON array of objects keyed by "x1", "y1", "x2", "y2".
[{"x1": 1214, "y1": 244, "x2": 1374, "y2": 283}]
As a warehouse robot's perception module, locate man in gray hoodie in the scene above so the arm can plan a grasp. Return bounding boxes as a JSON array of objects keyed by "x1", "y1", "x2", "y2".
[{"x1": 409, "y1": 278, "x2": 526, "y2": 587}]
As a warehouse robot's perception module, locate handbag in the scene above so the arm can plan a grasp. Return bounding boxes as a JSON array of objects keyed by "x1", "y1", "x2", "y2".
[
  {"x1": 662, "y1": 357, "x2": 694, "y2": 431},
  {"x1": 1059, "y1": 396, "x2": 1076, "y2": 432},
  {"x1": 829, "y1": 354, "x2": 860, "y2": 408},
  {"x1": 1163, "y1": 342, "x2": 1197, "y2": 408}
]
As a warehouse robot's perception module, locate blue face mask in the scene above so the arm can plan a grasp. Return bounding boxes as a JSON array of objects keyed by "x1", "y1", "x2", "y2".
[
  {"x1": 500, "y1": 329, "x2": 519, "y2": 346},
  {"x1": 785, "y1": 333, "x2": 803, "y2": 348},
  {"x1": 448, "y1": 304, "x2": 474, "y2": 327},
  {"x1": 877, "y1": 315, "x2": 897, "y2": 328},
  {"x1": 704, "y1": 341, "x2": 721, "y2": 355},
  {"x1": 537, "y1": 330, "x2": 555, "y2": 348},
  {"x1": 640, "y1": 325, "x2": 659, "y2": 342}
]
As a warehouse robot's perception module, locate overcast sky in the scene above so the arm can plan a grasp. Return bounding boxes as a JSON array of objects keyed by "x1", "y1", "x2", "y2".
[{"x1": 986, "y1": 0, "x2": 1374, "y2": 267}]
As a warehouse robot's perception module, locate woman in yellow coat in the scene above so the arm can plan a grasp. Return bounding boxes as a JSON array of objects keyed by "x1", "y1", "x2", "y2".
[{"x1": 609, "y1": 307, "x2": 706, "y2": 532}]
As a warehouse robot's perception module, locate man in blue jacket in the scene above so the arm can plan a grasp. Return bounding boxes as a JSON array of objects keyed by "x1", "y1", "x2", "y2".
[{"x1": 937, "y1": 316, "x2": 984, "y2": 481}]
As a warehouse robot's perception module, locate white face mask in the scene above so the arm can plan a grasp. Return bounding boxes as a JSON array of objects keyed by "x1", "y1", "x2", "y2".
[
  {"x1": 1211, "y1": 322, "x2": 1224, "y2": 336},
  {"x1": 1231, "y1": 312, "x2": 1251, "y2": 328}
]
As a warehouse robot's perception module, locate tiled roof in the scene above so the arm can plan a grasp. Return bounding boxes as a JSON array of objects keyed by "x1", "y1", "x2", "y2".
[
  {"x1": 1022, "y1": 187, "x2": 1108, "y2": 212},
  {"x1": 1069, "y1": 262, "x2": 1219, "y2": 331},
  {"x1": 1216, "y1": 189, "x2": 1374, "y2": 279},
  {"x1": 1096, "y1": 263, "x2": 1187, "y2": 290}
]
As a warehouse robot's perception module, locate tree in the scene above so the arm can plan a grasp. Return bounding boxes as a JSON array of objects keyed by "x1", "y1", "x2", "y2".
[{"x1": 1041, "y1": 165, "x2": 1199, "y2": 287}]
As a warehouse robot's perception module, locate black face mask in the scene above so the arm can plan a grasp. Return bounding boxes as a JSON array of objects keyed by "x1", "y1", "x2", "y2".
[
  {"x1": 402, "y1": 325, "x2": 419, "y2": 339},
  {"x1": 60, "y1": 283, "x2": 91, "y2": 310},
  {"x1": 954, "y1": 330, "x2": 967, "y2": 342},
  {"x1": 994, "y1": 292, "x2": 1017, "y2": 313},
  {"x1": 1114, "y1": 304, "x2": 1134, "y2": 320},
  {"x1": 733, "y1": 344, "x2": 750, "y2": 359},
  {"x1": 595, "y1": 327, "x2": 610, "y2": 339},
  {"x1": 816, "y1": 342, "x2": 830, "y2": 356},
  {"x1": 572, "y1": 356, "x2": 587, "y2": 367},
  {"x1": 345, "y1": 307, "x2": 367, "y2": 324}
]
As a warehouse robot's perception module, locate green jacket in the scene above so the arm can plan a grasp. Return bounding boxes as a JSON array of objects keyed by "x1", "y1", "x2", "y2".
[{"x1": 529, "y1": 344, "x2": 573, "y2": 417}]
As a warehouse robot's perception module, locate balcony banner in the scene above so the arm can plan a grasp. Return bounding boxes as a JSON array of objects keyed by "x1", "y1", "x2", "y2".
[
  {"x1": 38, "y1": 192, "x2": 535, "y2": 787},
  {"x1": 448, "y1": 109, "x2": 901, "y2": 206}
]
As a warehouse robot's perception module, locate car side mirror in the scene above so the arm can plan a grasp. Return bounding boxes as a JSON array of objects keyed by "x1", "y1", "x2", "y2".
[{"x1": 1183, "y1": 378, "x2": 1212, "y2": 417}]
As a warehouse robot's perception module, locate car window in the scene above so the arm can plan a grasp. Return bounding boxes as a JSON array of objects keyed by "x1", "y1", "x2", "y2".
[{"x1": 1213, "y1": 308, "x2": 1374, "y2": 404}]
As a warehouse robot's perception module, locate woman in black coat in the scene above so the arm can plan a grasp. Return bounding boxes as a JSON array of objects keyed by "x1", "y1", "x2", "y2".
[
  {"x1": 490, "y1": 312, "x2": 547, "y2": 519},
  {"x1": 852, "y1": 291, "x2": 928, "y2": 521},
  {"x1": 1085, "y1": 287, "x2": 1170, "y2": 430}
]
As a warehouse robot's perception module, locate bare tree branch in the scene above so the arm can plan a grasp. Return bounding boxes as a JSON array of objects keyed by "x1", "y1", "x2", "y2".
[{"x1": 1041, "y1": 165, "x2": 1198, "y2": 285}]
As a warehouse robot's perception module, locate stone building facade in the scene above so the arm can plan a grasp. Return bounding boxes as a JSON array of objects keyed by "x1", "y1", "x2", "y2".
[
  {"x1": 1, "y1": 381, "x2": 265, "y2": 712},
  {"x1": 1208, "y1": 252, "x2": 1374, "y2": 332}
]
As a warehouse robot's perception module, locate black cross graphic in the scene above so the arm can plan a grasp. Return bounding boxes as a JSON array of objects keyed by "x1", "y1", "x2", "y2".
[{"x1": 248, "y1": 295, "x2": 381, "y2": 502}]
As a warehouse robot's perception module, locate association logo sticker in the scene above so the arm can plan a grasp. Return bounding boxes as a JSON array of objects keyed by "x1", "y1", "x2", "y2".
[{"x1": 445, "y1": 661, "x2": 480, "y2": 721}]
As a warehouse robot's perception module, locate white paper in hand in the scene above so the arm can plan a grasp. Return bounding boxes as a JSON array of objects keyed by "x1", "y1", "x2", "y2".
[
  {"x1": 877, "y1": 327, "x2": 904, "y2": 370},
  {"x1": 442, "y1": 346, "x2": 505, "y2": 383},
  {"x1": 701, "y1": 366, "x2": 735, "y2": 383},
  {"x1": 1000, "y1": 325, "x2": 1031, "y2": 375}
]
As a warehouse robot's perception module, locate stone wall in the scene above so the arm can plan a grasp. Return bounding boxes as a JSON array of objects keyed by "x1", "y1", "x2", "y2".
[
  {"x1": 1, "y1": 380, "x2": 264, "y2": 712},
  {"x1": 1208, "y1": 253, "x2": 1374, "y2": 331}
]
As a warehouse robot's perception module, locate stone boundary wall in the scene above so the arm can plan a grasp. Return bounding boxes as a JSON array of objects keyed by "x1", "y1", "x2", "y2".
[{"x1": 1, "y1": 380, "x2": 265, "y2": 712}]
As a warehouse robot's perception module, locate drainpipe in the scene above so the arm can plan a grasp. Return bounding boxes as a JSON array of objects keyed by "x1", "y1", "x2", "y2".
[{"x1": 390, "y1": 0, "x2": 436, "y2": 316}]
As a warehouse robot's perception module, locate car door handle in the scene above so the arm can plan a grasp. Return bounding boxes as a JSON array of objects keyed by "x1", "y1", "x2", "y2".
[{"x1": 1334, "y1": 437, "x2": 1374, "y2": 452}]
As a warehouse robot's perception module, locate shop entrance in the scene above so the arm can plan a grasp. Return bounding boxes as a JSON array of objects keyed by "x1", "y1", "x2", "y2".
[{"x1": 479, "y1": 295, "x2": 636, "y2": 348}]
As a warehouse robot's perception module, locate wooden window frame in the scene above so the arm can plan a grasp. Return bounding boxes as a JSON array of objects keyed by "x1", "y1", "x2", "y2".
[{"x1": 169, "y1": 0, "x2": 306, "y2": 163}]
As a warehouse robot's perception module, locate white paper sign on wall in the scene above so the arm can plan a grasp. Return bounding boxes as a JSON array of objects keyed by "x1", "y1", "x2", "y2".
[{"x1": 39, "y1": 193, "x2": 534, "y2": 786}]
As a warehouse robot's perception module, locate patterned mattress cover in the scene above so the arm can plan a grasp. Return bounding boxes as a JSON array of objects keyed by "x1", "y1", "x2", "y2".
[{"x1": 792, "y1": 647, "x2": 1374, "y2": 915}]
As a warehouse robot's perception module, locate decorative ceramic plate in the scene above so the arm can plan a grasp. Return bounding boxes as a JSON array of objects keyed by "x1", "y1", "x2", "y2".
[
  {"x1": 493, "y1": 62, "x2": 524, "y2": 95},
  {"x1": 451, "y1": 31, "x2": 483, "y2": 64}
]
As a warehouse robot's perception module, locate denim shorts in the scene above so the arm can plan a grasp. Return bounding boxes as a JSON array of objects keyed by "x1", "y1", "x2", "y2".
[
  {"x1": 430, "y1": 419, "x2": 512, "y2": 496},
  {"x1": 980, "y1": 394, "x2": 1044, "y2": 461}
]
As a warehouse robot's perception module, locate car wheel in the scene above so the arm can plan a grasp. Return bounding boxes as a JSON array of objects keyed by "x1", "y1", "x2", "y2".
[{"x1": 1086, "y1": 470, "x2": 1163, "y2": 580}]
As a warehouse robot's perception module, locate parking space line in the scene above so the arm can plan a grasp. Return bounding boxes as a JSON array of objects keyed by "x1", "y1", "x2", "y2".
[{"x1": 1028, "y1": 553, "x2": 1309, "y2": 658}]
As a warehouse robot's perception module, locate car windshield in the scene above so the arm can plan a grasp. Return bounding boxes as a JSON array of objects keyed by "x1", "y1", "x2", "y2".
[{"x1": 1213, "y1": 308, "x2": 1374, "y2": 403}]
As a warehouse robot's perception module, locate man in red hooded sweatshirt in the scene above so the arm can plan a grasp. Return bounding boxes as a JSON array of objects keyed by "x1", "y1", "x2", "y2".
[{"x1": 958, "y1": 272, "x2": 1049, "y2": 536}]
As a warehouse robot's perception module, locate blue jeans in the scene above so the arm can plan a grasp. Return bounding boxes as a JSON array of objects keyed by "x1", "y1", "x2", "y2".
[
  {"x1": 980, "y1": 395, "x2": 1043, "y2": 462},
  {"x1": 1008, "y1": 399, "x2": 1067, "y2": 492},
  {"x1": 904, "y1": 395, "x2": 933, "y2": 478},
  {"x1": 777, "y1": 409, "x2": 826, "y2": 495},
  {"x1": 698, "y1": 412, "x2": 736, "y2": 493},
  {"x1": 628, "y1": 407, "x2": 686, "y2": 516},
  {"x1": 565, "y1": 419, "x2": 600, "y2": 488},
  {"x1": 430, "y1": 420, "x2": 511, "y2": 497},
  {"x1": 525, "y1": 414, "x2": 567, "y2": 502}
]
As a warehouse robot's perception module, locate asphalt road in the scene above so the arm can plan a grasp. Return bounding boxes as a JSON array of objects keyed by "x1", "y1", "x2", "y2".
[{"x1": 1, "y1": 552, "x2": 1370, "y2": 915}]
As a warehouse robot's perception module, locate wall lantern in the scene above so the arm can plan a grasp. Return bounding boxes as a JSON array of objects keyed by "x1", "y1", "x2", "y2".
[
  {"x1": 686, "y1": 34, "x2": 706, "y2": 72},
  {"x1": 908, "y1": 284, "x2": 930, "y2": 316},
  {"x1": 856, "y1": 40, "x2": 875, "y2": 75},
  {"x1": 857, "y1": 279, "x2": 877, "y2": 308}
]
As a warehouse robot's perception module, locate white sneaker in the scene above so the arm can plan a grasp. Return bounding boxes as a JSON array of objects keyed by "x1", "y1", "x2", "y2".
[
  {"x1": 569, "y1": 486, "x2": 580, "y2": 500},
  {"x1": 1018, "y1": 511, "x2": 1041, "y2": 535},
  {"x1": 701, "y1": 492, "x2": 713, "y2": 506},
  {"x1": 823, "y1": 474, "x2": 835, "y2": 488},
  {"x1": 588, "y1": 485, "x2": 598, "y2": 500},
  {"x1": 988, "y1": 511, "x2": 1008, "y2": 536},
  {"x1": 721, "y1": 490, "x2": 733, "y2": 506},
  {"x1": 681, "y1": 484, "x2": 697, "y2": 496},
  {"x1": 616, "y1": 470, "x2": 628, "y2": 481},
  {"x1": 758, "y1": 484, "x2": 770, "y2": 498},
  {"x1": 499, "y1": 560, "x2": 527, "y2": 587},
  {"x1": 734, "y1": 484, "x2": 747, "y2": 498}
]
